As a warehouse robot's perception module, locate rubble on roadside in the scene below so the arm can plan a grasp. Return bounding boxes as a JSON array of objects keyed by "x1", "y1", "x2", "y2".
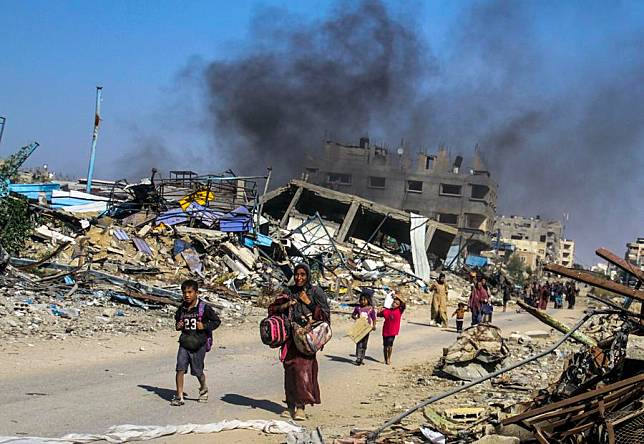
[
  {"x1": 1, "y1": 170, "x2": 476, "y2": 342},
  {"x1": 336, "y1": 243, "x2": 643, "y2": 444}
]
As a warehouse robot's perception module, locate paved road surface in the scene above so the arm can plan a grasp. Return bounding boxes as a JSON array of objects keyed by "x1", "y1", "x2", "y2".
[{"x1": 0, "y1": 307, "x2": 584, "y2": 440}]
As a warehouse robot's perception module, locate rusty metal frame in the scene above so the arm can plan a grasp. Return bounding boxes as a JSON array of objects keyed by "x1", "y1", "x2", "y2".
[
  {"x1": 596, "y1": 247, "x2": 644, "y2": 283},
  {"x1": 366, "y1": 309, "x2": 617, "y2": 441},
  {"x1": 502, "y1": 373, "x2": 644, "y2": 444},
  {"x1": 544, "y1": 263, "x2": 644, "y2": 302}
]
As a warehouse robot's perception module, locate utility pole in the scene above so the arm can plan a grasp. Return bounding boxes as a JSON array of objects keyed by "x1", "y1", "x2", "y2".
[
  {"x1": 0, "y1": 117, "x2": 6, "y2": 147},
  {"x1": 86, "y1": 86, "x2": 103, "y2": 193}
]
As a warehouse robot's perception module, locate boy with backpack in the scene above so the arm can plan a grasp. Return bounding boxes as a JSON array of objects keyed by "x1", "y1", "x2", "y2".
[{"x1": 172, "y1": 279, "x2": 221, "y2": 406}]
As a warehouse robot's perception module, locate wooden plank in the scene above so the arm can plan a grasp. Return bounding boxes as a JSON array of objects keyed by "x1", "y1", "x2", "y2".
[
  {"x1": 596, "y1": 247, "x2": 644, "y2": 282},
  {"x1": 516, "y1": 300, "x2": 597, "y2": 346},
  {"x1": 279, "y1": 186, "x2": 303, "y2": 228},
  {"x1": 544, "y1": 263, "x2": 644, "y2": 302},
  {"x1": 335, "y1": 200, "x2": 360, "y2": 243}
]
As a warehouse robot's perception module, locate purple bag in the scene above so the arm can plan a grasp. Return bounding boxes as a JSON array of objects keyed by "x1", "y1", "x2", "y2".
[{"x1": 197, "y1": 301, "x2": 213, "y2": 352}]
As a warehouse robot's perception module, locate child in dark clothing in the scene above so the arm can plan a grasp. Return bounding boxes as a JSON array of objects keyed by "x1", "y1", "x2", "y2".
[
  {"x1": 351, "y1": 289, "x2": 377, "y2": 366},
  {"x1": 172, "y1": 279, "x2": 221, "y2": 406},
  {"x1": 451, "y1": 302, "x2": 467, "y2": 333}
]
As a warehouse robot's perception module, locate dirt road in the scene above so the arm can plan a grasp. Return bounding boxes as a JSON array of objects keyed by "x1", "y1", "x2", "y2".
[{"x1": 0, "y1": 304, "x2": 586, "y2": 443}]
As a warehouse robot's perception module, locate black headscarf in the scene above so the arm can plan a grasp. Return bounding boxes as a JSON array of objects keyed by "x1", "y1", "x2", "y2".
[{"x1": 288, "y1": 263, "x2": 330, "y2": 325}]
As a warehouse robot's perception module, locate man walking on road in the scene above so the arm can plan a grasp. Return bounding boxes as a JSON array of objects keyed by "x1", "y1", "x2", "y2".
[{"x1": 429, "y1": 273, "x2": 449, "y2": 327}]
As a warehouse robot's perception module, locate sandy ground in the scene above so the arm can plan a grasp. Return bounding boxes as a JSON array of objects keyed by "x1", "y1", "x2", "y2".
[{"x1": 0, "y1": 300, "x2": 588, "y2": 443}]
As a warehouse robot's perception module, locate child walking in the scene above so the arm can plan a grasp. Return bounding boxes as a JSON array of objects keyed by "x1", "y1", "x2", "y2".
[
  {"x1": 451, "y1": 302, "x2": 467, "y2": 333},
  {"x1": 351, "y1": 288, "x2": 377, "y2": 366},
  {"x1": 172, "y1": 279, "x2": 221, "y2": 406},
  {"x1": 378, "y1": 293, "x2": 406, "y2": 365}
]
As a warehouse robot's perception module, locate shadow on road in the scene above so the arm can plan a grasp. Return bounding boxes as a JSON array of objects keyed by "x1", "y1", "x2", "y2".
[
  {"x1": 407, "y1": 321, "x2": 429, "y2": 326},
  {"x1": 138, "y1": 384, "x2": 177, "y2": 401},
  {"x1": 220, "y1": 393, "x2": 284, "y2": 414},
  {"x1": 325, "y1": 354, "x2": 380, "y2": 365}
]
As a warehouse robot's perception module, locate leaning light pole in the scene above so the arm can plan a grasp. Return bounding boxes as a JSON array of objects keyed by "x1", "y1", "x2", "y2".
[{"x1": 85, "y1": 86, "x2": 103, "y2": 193}]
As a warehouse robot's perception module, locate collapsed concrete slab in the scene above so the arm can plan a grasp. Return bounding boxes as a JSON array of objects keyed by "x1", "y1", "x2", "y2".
[{"x1": 260, "y1": 179, "x2": 457, "y2": 261}]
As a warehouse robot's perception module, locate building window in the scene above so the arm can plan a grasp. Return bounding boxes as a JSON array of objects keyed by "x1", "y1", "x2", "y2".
[
  {"x1": 511, "y1": 234, "x2": 523, "y2": 240},
  {"x1": 440, "y1": 184, "x2": 462, "y2": 196},
  {"x1": 540, "y1": 235, "x2": 546, "y2": 242},
  {"x1": 306, "y1": 167, "x2": 319, "y2": 173},
  {"x1": 369, "y1": 176, "x2": 386, "y2": 189},
  {"x1": 471, "y1": 184, "x2": 489, "y2": 200},
  {"x1": 438, "y1": 213, "x2": 458, "y2": 226},
  {"x1": 407, "y1": 180, "x2": 423, "y2": 193},
  {"x1": 327, "y1": 173, "x2": 352, "y2": 185}
]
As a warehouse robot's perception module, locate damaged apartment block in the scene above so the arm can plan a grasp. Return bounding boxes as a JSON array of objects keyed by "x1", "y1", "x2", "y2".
[
  {"x1": 260, "y1": 179, "x2": 457, "y2": 266},
  {"x1": 302, "y1": 138, "x2": 497, "y2": 254}
]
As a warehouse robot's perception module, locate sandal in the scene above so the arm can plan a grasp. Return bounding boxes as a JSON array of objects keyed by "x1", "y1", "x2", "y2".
[
  {"x1": 280, "y1": 408, "x2": 293, "y2": 419},
  {"x1": 293, "y1": 408, "x2": 306, "y2": 421},
  {"x1": 198, "y1": 388, "x2": 209, "y2": 403},
  {"x1": 170, "y1": 396, "x2": 185, "y2": 406}
]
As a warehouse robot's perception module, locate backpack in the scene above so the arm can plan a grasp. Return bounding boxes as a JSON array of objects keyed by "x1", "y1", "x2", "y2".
[
  {"x1": 197, "y1": 301, "x2": 213, "y2": 352},
  {"x1": 260, "y1": 315, "x2": 290, "y2": 348}
]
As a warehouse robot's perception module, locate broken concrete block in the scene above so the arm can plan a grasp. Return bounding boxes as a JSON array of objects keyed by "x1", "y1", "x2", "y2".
[
  {"x1": 472, "y1": 435, "x2": 519, "y2": 444},
  {"x1": 625, "y1": 334, "x2": 644, "y2": 361},
  {"x1": 444, "y1": 407, "x2": 485, "y2": 423},
  {"x1": 137, "y1": 224, "x2": 152, "y2": 238},
  {"x1": 508, "y1": 333, "x2": 532, "y2": 344},
  {"x1": 221, "y1": 242, "x2": 257, "y2": 270},
  {"x1": 524, "y1": 329, "x2": 550, "y2": 339},
  {"x1": 34, "y1": 225, "x2": 75, "y2": 244}
]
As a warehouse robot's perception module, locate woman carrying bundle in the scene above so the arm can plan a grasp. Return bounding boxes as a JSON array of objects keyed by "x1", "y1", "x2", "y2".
[{"x1": 268, "y1": 263, "x2": 330, "y2": 421}]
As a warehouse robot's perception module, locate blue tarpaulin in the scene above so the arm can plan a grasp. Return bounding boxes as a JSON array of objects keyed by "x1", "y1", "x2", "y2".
[
  {"x1": 465, "y1": 255, "x2": 488, "y2": 267},
  {"x1": 243, "y1": 233, "x2": 273, "y2": 248}
]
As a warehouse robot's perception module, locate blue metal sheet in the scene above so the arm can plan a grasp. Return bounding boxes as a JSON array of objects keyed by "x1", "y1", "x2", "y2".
[
  {"x1": 156, "y1": 208, "x2": 189, "y2": 226},
  {"x1": 113, "y1": 228, "x2": 130, "y2": 241},
  {"x1": 132, "y1": 237, "x2": 153, "y2": 256},
  {"x1": 220, "y1": 217, "x2": 252, "y2": 232},
  {"x1": 185, "y1": 202, "x2": 222, "y2": 227},
  {"x1": 243, "y1": 233, "x2": 273, "y2": 248},
  {"x1": 465, "y1": 255, "x2": 488, "y2": 267},
  {"x1": 8, "y1": 182, "x2": 60, "y2": 201}
]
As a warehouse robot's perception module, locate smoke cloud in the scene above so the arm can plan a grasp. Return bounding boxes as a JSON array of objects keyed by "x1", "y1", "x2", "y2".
[{"x1": 194, "y1": 0, "x2": 643, "y2": 264}]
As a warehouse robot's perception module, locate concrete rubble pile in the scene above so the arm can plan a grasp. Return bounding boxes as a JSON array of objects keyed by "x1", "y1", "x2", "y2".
[
  {"x1": 335, "y1": 245, "x2": 643, "y2": 444},
  {"x1": 1, "y1": 171, "x2": 469, "y2": 342}
]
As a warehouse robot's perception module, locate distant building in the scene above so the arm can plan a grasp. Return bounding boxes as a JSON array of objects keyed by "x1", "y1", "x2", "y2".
[
  {"x1": 559, "y1": 239, "x2": 575, "y2": 267},
  {"x1": 590, "y1": 262, "x2": 619, "y2": 280},
  {"x1": 303, "y1": 138, "x2": 498, "y2": 251},
  {"x1": 494, "y1": 215, "x2": 565, "y2": 265},
  {"x1": 626, "y1": 237, "x2": 644, "y2": 270}
]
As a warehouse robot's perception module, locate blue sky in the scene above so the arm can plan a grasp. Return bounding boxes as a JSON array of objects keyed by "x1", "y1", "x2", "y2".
[
  {"x1": 0, "y1": 0, "x2": 458, "y2": 178},
  {"x1": 1, "y1": 1, "x2": 642, "y2": 266}
]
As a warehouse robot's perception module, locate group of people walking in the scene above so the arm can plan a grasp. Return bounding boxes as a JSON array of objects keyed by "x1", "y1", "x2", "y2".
[
  {"x1": 170, "y1": 263, "x2": 406, "y2": 420},
  {"x1": 522, "y1": 280, "x2": 578, "y2": 310},
  {"x1": 170, "y1": 263, "x2": 578, "y2": 421}
]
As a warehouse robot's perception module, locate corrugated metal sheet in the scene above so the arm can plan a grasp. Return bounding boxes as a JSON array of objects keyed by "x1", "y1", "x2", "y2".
[
  {"x1": 113, "y1": 228, "x2": 130, "y2": 241},
  {"x1": 156, "y1": 208, "x2": 189, "y2": 226},
  {"x1": 132, "y1": 237, "x2": 153, "y2": 256}
]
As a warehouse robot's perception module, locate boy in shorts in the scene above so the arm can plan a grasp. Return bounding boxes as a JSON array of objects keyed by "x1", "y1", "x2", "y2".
[{"x1": 172, "y1": 279, "x2": 221, "y2": 406}]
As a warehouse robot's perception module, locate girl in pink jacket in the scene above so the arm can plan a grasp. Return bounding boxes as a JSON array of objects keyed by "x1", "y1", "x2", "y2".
[{"x1": 378, "y1": 294, "x2": 406, "y2": 365}]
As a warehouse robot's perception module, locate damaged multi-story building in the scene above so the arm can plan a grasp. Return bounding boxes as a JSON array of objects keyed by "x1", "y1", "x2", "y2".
[
  {"x1": 626, "y1": 237, "x2": 644, "y2": 271},
  {"x1": 494, "y1": 214, "x2": 573, "y2": 266},
  {"x1": 302, "y1": 138, "x2": 497, "y2": 252}
]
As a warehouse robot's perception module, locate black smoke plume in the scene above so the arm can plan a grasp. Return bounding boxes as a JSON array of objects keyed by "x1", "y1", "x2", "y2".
[
  {"x1": 196, "y1": 0, "x2": 643, "y2": 264},
  {"x1": 203, "y1": 1, "x2": 430, "y2": 181}
]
